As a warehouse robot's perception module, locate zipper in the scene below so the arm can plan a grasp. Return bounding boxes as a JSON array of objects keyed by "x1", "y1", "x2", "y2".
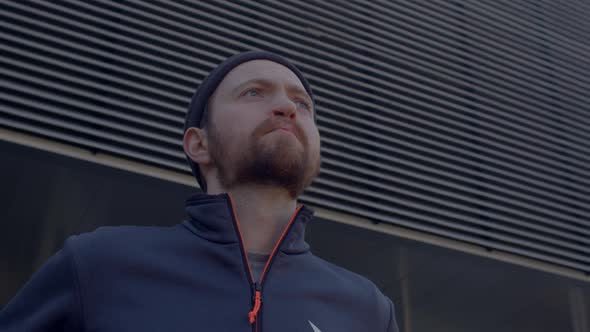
[
  {"x1": 226, "y1": 193, "x2": 302, "y2": 332},
  {"x1": 249, "y1": 283, "x2": 262, "y2": 332}
]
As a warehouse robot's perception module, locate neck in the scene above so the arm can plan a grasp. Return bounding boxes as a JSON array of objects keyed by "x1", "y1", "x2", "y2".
[{"x1": 226, "y1": 184, "x2": 298, "y2": 255}]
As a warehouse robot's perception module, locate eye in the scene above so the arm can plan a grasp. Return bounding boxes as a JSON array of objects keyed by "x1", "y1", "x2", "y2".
[
  {"x1": 242, "y1": 88, "x2": 262, "y2": 97},
  {"x1": 295, "y1": 99, "x2": 312, "y2": 113}
]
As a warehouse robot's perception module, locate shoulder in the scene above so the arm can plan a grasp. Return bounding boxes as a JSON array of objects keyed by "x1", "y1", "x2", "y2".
[
  {"x1": 68, "y1": 224, "x2": 177, "y2": 249},
  {"x1": 306, "y1": 254, "x2": 396, "y2": 329},
  {"x1": 64, "y1": 224, "x2": 187, "y2": 266},
  {"x1": 308, "y1": 254, "x2": 379, "y2": 288},
  {"x1": 61, "y1": 224, "x2": 191, "y2": 284},
  {"x1": 308, "y1": 253, "x2": 392, "y2": 307}
]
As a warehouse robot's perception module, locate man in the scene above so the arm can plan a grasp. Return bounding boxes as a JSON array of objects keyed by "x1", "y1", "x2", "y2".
[{"x1": 0, "y1": 51, "x2": 400, "y2": 331}]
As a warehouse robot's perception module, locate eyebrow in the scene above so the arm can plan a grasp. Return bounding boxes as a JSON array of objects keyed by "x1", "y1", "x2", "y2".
[{"x1": 231, "y1": 78, "x2": 312, "y2": 104}]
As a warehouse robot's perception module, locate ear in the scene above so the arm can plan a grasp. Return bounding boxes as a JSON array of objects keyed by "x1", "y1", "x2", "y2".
[{"x1": 183, "y1": 127, "x2": 211, "y2": 166}]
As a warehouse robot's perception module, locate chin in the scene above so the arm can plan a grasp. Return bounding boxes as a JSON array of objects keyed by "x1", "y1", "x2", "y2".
[{"x1": 218, "y1": 134, "x2": 317, "y2": 197}]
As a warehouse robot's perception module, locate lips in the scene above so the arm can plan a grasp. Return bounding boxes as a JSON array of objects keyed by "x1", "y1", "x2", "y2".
[
  {"x1": 268, "y1": 122, "x2": 296, "y2": 136},
  {"x1": 254, "y1": 119, "x2": 306, "y2": 146},
  {"x1": 272, "y1": 124, "x2": 303, "y2": 143},
  {"x1": 274, "y1": 126, "x2": 296, "y2": 135}
]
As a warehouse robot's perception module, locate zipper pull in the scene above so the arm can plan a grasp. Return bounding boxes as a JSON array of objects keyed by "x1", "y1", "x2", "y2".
[{"x1": 248, "y1": 289, "x2": 262, "y2": 324}]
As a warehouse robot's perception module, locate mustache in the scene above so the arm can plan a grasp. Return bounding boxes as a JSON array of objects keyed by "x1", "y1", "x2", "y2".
[{"x1": 252, "y1": 118, "x2": 307, "y2": 145}]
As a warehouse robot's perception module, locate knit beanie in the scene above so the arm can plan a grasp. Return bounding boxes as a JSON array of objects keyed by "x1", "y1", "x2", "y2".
[{"x1": 183, "y1": 50, "x2": 316, "y2": 191}]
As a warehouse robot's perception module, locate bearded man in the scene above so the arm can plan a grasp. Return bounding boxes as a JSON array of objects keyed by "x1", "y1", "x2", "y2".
[{"x1": 0, "y1": 51, "x2": 400, "y2": 332}]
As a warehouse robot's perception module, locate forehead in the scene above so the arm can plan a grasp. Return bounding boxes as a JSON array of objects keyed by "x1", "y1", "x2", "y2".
[{"x1": 215, "y1": 60, "x2": 307, "y2": 95}]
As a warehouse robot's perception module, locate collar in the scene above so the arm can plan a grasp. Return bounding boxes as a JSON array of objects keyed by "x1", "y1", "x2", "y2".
[{"x1": 182, "y1": 193, "x2": 314, "y2": 254}]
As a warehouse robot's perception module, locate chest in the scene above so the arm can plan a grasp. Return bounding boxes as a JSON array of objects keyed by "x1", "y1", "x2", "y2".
[{"x1": 82, "y1": 257, "x2": 377, "y2": 332}]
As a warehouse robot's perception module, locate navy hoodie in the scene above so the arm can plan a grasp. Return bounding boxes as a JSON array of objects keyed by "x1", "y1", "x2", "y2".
[{"x1": 0, "y1": 193, "x2": 400, "y2": 332}]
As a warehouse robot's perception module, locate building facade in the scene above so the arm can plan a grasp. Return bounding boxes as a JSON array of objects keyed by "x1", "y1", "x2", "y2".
[{"x1": 1, "y1": 1, "x2": 589, "y2": 331}]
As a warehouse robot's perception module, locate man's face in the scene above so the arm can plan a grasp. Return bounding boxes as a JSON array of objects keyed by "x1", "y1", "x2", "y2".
[{"x1": 205, "y1": 60, "x2": 321, "y2": 198}]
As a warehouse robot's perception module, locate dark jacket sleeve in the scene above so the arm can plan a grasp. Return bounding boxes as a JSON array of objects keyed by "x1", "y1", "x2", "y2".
[
  {"x1": 387, "y1": 297, "x2": 401, "y2": 332},
  {"x1": 0, "y1": 240, "x2": 84, "y2": 331}
]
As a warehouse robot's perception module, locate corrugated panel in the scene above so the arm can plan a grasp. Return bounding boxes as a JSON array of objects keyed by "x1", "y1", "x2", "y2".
[{"x1": 1, "y1": 0, "x2": 589, "y2": 272}]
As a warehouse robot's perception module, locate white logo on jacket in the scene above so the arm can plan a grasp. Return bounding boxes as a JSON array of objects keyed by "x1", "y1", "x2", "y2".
[{"x1": 309, "y1": 320, "x2": 322, "y2": 332}]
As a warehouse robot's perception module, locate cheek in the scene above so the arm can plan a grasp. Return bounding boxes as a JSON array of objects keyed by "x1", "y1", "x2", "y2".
[
  {"x1": 222, "y1": 129, "x2": 249, "y2": 155},
  {"x1": 213, "y1": 109, "x2": 253, "y2": 145},
  {"x1": 307, "y1": 127, "x2": 321, "y2": 154},
  {"x1": 221, "y1": 106, "x2": 262, "y2": 136}
]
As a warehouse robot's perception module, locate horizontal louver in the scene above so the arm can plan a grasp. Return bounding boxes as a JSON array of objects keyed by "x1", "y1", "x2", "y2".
[{"x1": 1, "y1": 0, "x2": 589, "y2": 272}]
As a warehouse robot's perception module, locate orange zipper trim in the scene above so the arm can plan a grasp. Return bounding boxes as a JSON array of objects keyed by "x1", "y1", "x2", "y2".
[
  {"x1": 227, "y1": 193, "x2": 303, "y2": 328},
  {"x1": 248, "y1": 290, "x2": 262, "y2": 323},
  {"x1": 227, "y1": 193, "x2": 254, "y2": 284},
  {"x1": 257, "y1": 204, "x2": 302, "y2": 285}
]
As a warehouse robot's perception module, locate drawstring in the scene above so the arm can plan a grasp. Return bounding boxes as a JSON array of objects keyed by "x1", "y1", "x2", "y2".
[{"x1": 248, "y1": 290, "x2": 262, "y2": 324}]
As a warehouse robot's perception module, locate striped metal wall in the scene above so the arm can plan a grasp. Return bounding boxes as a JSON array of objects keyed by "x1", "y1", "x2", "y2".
[{"x1": 1, "y1": 0, "x2": 589, "y2": 273}]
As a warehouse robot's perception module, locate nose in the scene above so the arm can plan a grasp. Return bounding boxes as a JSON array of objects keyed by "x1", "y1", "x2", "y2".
[{"x1": 271, "y1": 96, "x2": 297, "y2": 120}]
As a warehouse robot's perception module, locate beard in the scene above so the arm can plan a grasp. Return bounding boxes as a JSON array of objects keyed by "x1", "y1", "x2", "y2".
[{"x1": 207, "y1": 118, "x2": 320, "y2": 198}]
